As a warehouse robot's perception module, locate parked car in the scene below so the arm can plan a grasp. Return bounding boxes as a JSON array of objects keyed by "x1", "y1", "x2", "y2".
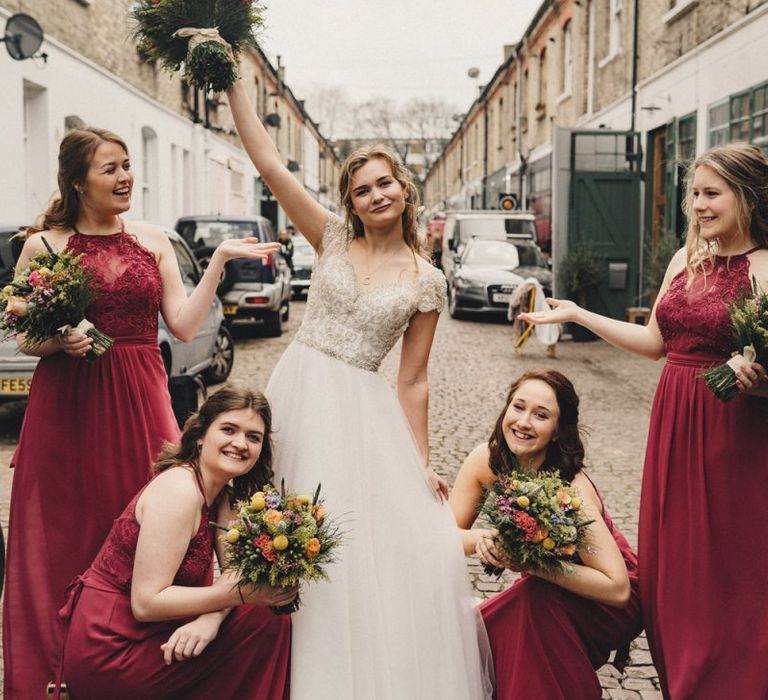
[
  {"x1": 0, "y1": 226, "x2": 234, "y2": 424},
  {"x1": 447, "y1": 237, "x2": 552, "y2": 319},
  {"x1": 290, "y1": 235, "x2": 315, "y2": 299},
  {"x1": 441, "y1": 210, "x2": 538, "y2": 290},
  {"x1": 175, "y1": 215, "x2": 291, "y2": 336}
]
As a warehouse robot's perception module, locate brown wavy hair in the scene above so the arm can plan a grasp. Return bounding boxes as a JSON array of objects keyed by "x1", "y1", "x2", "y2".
[
  {"x1": 27, "y1": 127, "x2": 129, "y2": 235},
  {"x1": 338, "y1": 144, "x2": 423, "y2": 255},
  {"x1": 153, "y1": 385, "x2": 274, "y2": 506},
  {"x1": 682, "y1": 143, "x2": 768, "y2": 281},
  {"x1": 488, "y1": 369, "x2": 586, "y2": 482}
]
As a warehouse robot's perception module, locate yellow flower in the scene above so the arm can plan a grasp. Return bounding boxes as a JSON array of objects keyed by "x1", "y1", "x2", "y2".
[
  {"x1": 5, "y1": 296, "x2": 28, "y2": 317},
  {"x1": 250, "y1": 492, "x2": 266, "y2": 510},
  {"x1": 570, "y1": 497, "x2": 582, "y2": 510},
  {"x1": 516, "y1": 495, "x2": 530, "y2": 509},
  {"x1": 306, "y1": 537, "x2": 321, "y2": 559},
  {"x1": 297, "y1": 494, "x2": 311, "y2": 506},
  {"x1": 272, "y1": 534, "x2": 289, "y2": 551},
  {"x1": 542, "y1": 537, "x2": 555, "y2": 551},
  {"x1": 225, "y1": 528, "x2": 240, "y2": 544}
]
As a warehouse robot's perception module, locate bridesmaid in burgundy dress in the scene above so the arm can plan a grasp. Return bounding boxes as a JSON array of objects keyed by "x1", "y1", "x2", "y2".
[
  {"x1": 56, "y1": 386, "x2": 294, "y2": 700},
  {"x1": 3, "y1": 127, "x2": 280, "y2": 698},
  {"x1": 450, "y1": 370, "x2": 642, "y2": 700},
  {"x1": 520, "y1": 144, "x2": 768, "y2": 698}
]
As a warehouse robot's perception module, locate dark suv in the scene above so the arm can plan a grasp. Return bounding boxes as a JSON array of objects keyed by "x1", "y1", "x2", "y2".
[{"x1": 175, "y1": 215, "x2": 291, "y2": 337}]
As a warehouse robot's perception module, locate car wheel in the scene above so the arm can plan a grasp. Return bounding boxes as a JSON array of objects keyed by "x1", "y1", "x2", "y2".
[
  {"x1": 202, "y1": 325, "x2": 235, "y2": 385},
  {"x1": 281, "y1": 299, "x2": 290, "y2": 322},
  {"x1": 448, "y1": 287, "x2": 461, "y2": 319},
  {"x1": 263, "y1": 309, "x2": 283, "y2": 337}
]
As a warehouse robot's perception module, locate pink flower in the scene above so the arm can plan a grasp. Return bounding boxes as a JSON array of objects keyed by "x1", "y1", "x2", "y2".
[{"x1": 28, "y1": 270, "x2": 43, "y2": 287}]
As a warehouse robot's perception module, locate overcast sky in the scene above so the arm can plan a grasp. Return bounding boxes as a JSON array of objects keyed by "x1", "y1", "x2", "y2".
[{"x1": 257, "y1": 1, "x2": 542, "y2": 115}]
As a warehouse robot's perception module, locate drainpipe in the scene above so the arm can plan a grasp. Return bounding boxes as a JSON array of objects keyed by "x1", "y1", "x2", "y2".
[
  {"x1": 482, "y1": 96, "x2": 489, "y2": 209},
  {"x1": 630, "y1": 0, "x2": 639, "y2": 136}
]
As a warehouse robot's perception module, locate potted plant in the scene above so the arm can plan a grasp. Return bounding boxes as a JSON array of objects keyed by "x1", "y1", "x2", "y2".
[{"x1": 558, "y1": 246, "x2": 604, "y2": 342}]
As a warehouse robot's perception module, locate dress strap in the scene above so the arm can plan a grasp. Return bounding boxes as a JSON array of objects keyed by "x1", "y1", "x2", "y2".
[
  {"x1": 742, "y1": 246, "x2": 762, "y2": 256},
  {"x1": 71, "y1": 218, "x2": 125, "y2": 236}
]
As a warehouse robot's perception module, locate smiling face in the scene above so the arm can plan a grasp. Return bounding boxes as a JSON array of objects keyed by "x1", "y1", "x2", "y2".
[
  {"x1": 690, "y1": 165, "x2": 742, "y2": 248},
  {"x1": 502, "y1": 379, "x2": 560, "y2": 471},
  {"x1": 78, "y1": 141, "x2": 133, "y2": 217},
  {"x1": 198, "y1": 408, "x2": 266, "y2": 480},
  {"x1": 349, "y1": 157, "x2": 406, "y2": 231}
]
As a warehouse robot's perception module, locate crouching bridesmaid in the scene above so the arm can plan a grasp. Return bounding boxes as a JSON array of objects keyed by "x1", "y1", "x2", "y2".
[
  {"x1": 56, "y1": 386, "x2": 296, "y2": 700},
  {"x1": 450, "y1": 369, "x2": 643, "y2": 700}
]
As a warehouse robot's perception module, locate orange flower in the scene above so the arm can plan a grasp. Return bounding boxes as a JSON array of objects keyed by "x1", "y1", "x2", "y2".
[
  {"x1": 263, "y1": 509, "x2": 283, "y2": 527},
  {"x1": 311, "y1": 505, "x2": 326, "y2": 523},
  {"x1": 5, "y1": 296, "x2": 28, "y2": 317},
  {"x1": 306, "y1": 538, "x2": 321, "y2": 559}
]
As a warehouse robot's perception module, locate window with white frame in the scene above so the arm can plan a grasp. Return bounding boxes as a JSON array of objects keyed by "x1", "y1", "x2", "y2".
[{"x1": 561, "y1": 21, "x2": 573, "y2": 96}]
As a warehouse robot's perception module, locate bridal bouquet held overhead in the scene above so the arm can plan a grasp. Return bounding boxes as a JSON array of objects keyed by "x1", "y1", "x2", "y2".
[{"x1": 132, "y1": 0, "x2": 266, "y2": 92}]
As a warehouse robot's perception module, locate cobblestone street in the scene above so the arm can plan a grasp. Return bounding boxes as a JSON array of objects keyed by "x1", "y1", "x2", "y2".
[{"x1": 0, "y1": 302, "x2": 663, "y2": 697}]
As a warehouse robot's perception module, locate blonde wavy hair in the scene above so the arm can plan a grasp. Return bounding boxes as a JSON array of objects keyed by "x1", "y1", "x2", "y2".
[
  {"x1": 338, "y1": 144, "x2": 423, "y2": 256},
  {"x1": 682, "y1": 143, "x2": 768, "y2": 281}
]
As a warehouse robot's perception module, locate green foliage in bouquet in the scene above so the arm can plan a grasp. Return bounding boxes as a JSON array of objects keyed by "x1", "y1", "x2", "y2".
[
  {"x1": 481, "y1": 468, "x2": 593, "y2": 578},
  {"x1": 0, "y1": 237, "x2": 113, "y2": 358},
  {"x1": 701, "y1": 276, "x2": 768, "y2": 401},
  {"x1": 214, "y1": 482, "x2": 344, "y2": 615},
  {"x1": 132, "y1": 0, "x2": 265, "y2": 92}
]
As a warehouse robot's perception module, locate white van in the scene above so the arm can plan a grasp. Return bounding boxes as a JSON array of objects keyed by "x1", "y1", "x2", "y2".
[{"x1": 441, "y1": 210, "x2": 538, "y2": 287}]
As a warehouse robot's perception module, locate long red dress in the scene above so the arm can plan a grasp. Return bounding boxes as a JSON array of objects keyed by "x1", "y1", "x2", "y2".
[
  {"x1": 3, "y1": 228, "x2": 180, "y2": 698},
  {"x1": 641, "y1": 250, "x2": 768, "y2": 698},
  {"x1": 58, "y1": 474, "x2": 291, "y2": 700},
  {"x1": 480, "y1": 488, "x2": 642, "y2": 700}
]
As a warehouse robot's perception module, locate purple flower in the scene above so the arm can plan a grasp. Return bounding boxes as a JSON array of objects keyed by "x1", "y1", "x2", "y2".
[{"x1": 266, "y1": 492, "x2": 282, "y2": 509}]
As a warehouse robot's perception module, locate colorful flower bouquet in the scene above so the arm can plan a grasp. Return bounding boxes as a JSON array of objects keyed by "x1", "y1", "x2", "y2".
[
  {"x1": 701, "y1": 276, "x2": 768, "y2": 401},
  {"x1": 0, "y1": 238, "x2": 113, "y2": 358},
  {"x1": 132, "y1": 0, "x2": 265, "y2": 92},
  {"x1": 214, "y1": 482, "x2": 343, "y2": 615},
  {"x1": 481, "y1": 469, "x2": 593, "y2": 577}
]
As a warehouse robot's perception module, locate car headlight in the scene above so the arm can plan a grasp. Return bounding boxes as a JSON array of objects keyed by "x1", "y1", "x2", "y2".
[{"x1": 454, "y1": 276, "x2": 483, "y2": 293}]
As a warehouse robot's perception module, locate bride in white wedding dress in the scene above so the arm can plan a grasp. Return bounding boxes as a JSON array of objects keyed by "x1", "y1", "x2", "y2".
[{"x1": 227, "y1": 78, "x2": 493, "y2": 700}]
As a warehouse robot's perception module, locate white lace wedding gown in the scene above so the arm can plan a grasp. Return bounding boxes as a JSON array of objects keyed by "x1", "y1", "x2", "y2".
[{"x1": 266, "y1": 214, "x2": 493, "y2": 699}]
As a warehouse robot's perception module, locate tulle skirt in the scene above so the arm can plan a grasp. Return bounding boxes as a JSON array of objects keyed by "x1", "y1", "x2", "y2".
[{"x1": 266, "y1": 341, "x2": 493, "y2": 700}]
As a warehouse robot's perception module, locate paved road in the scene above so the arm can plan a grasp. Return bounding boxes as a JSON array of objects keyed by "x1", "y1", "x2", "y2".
[{"x1": 0, "y1": 302, "x2": 663, "y2": 698}]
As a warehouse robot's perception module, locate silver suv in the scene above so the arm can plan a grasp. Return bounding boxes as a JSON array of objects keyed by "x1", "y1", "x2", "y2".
[
  {"x1": 0, "y1": 226, "x2": 235, "y2": 425},
  {"x1": 175, "y1": 215, "x2": 291, "y2": 337}
]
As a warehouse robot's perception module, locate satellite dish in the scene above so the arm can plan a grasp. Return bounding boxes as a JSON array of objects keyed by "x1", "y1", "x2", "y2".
[{"x1": 2, "y1": 14, "x2": 44, "y2": 61}]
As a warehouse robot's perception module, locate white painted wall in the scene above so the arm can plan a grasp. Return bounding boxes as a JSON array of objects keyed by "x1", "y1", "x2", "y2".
[{"x1": 0, "y1": 13, "x2": 257, "y2": 228}]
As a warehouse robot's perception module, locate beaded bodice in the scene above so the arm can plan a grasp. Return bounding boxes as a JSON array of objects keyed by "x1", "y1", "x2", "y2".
[
  {"x1": 66, "y1": 230, "x2": 162, "y2": 337},
  {"x1": 656, "y1": 253, "x2": 754, "y2": 356},
  {"x1": 295, "y1": 215, "x2": 447, "y2": 372},
  {"x1": 89, "y1": 480, "x2": 214, "y2": 592}
]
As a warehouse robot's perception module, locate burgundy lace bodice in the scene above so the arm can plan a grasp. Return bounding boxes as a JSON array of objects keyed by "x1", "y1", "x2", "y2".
[
  {"x1": 89, "y1": 485, "x2": 215, "y2": 592},
  {"x1": 655, "y1": 253, "x2": 754, "y2": 356},
  {"x1": 66, "y1": 230, "x2": 162, "y2": 337}
]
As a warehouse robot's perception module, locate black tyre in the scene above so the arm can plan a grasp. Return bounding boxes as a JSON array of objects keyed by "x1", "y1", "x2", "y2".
[
  {"x1": 448, "y1": 287, "x2": 462, "y2": 319},
  {"x1": 281, "y1": 299, "x2": 290, "y2": 322},
  {"x1": 263, "y1": 309, "x2": 283, "y2": 337},
  {"x1": 202, "y1": 325, "x2": 235, "y2": 385}
]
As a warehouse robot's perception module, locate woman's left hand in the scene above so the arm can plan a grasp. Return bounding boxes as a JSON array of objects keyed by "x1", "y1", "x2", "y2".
[
  {"x1": 160, "y1": 612, "x2": 225, "y2": 665},
  {"x1": 475, "y1": 529, "x2": 523, "y2": 572},
  {"x1": 425, "y1": 464, "x2": 449, "y2": 501},
  {"x1": 735, "y1": 361, "x2": 768, "y2": 397},
  {"x1": 213, "y1": 238, "x2": 282, "y2": 265}
]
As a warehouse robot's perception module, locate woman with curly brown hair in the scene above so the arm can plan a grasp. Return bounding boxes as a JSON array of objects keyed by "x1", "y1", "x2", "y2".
[
  {"x1": 225, "y1": 78, "x2": 492, "y2": 699},
  {"x1": 450, "y1": 369, "x2": 642, "y2": 700},
  {"x1": 57, "y1": 386, "x2": 296, "y2": 700}
]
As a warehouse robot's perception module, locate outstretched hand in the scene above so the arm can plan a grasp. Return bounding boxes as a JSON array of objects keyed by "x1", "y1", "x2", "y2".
[
  {"x1": 518, "y1": 297, "x2": 580, "y2": 325},
  {"x1": 213, "y1": 238, "x2": 282, "y2": 265},
  {"x1": 426, "y1": 464, "x2": 449, "y2": 501}
]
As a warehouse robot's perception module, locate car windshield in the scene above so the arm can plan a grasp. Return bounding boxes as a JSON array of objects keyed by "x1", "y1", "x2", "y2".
[
  {"x1": 458, "y1": 217, "x2": 534, "y2": 242},
  {"x1": 188, "y1": 221, "x2": 263, "y2": 247},
  {"x1": 463, "y1": 241, "x2": 547, "y2": 268}
]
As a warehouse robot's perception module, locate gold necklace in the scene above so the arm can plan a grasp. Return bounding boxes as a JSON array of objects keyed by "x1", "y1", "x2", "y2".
[{"x1": 361, "y1": 243, "x2": 401, "y2": 285}]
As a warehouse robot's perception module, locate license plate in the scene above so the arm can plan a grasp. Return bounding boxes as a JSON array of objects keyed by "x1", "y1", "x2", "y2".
[
  {"x1": 0, "y1": 376, "x2": 32, "y2": 395},
  {"x1": 223, "y1": 304, "x2": 239, "y2": 316},
  {"x1": 492, "y1": 293, "x2": 511, "y2": 303}
]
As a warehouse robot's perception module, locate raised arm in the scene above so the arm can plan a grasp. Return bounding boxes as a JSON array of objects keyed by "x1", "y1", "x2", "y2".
[
  {"x1": 226, "y1": 80, "x2": 329, "y2": 249},
  {"x1": 519, "y1": 248, "x2": 688, "y2": 360},
  {"x1": 449, "y1": 443, "x2": 496, "y2": 555}
]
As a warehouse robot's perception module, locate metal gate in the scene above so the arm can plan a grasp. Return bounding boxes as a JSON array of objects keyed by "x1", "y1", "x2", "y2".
[{"x1": 568, "y1": 131, "x2": 642, "y2": 320}]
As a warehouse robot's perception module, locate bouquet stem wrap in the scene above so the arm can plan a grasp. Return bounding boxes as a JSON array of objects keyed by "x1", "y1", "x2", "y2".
[{"x1": 58, "y1": 318, "x2": 114, "y2": 360}]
